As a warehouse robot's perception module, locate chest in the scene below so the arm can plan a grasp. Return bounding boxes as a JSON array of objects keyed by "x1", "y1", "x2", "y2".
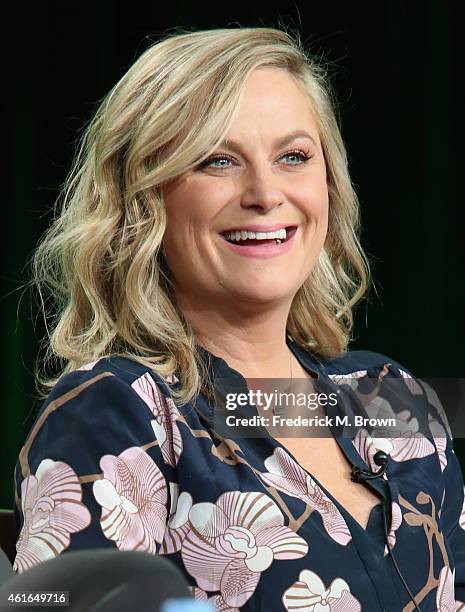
[{"x1": 274, "y1": 436, "x2": 383, "y2": 530}]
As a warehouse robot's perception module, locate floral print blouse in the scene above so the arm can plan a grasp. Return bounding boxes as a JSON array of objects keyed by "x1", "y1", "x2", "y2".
[{"x1": 11, "y1": 337, "x2": 465, "y2": 611}]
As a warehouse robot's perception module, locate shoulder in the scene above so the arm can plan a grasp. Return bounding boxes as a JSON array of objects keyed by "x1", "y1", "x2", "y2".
[
  {"x1": 52, "y1": 355, "x2": 172, "y2": 393},
  {"x1": 322, "y1": 349, "x2": 434, "y2": 415},
  {"x1": 17, "y1": 357, "x2": 178, "y2": 513},
  {"x1": 318, "y1": 349, "x2": 437, "y2": 427},
  {"x1": 319, "y1": 348, "x2": 415, "y2": 379},
  {"x1": 39, "y1": 355, "x2": 175, "y2": 409},
  {"x1": 25, "y1": 356, "x2": 177, "y2": 449},
  {"x1": 320, "y1": 348, "x2": 454, "y2": 442}
]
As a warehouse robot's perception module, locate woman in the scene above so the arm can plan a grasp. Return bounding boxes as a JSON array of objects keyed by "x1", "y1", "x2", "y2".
[{"x1": 12, "y1": 27, "x2": 465, "y2": 611}]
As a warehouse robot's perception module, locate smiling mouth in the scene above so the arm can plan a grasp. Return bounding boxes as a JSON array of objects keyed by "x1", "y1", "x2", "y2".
[{"x1": 220, "y1": 226, "x2": 297, "y2": 246}]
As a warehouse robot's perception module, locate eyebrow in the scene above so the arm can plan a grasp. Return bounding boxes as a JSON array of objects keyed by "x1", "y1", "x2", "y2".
[{"x1": 219, "y1": 130, "x2": 319, "y2": 153}]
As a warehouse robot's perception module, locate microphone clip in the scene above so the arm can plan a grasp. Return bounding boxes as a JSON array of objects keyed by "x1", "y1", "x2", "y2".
[{"x1": 351, "y1": 450, "x2": 389, "y2": 483}]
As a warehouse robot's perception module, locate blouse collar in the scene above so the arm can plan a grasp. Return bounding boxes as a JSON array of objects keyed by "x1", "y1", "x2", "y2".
[{"x1": 195, "y1": 335, "x2": 325, "y2": 384}]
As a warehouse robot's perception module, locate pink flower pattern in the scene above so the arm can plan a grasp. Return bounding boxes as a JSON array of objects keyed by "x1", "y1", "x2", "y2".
[
  {"x1": 353, "y1": 428, "x2": 435, "y2": 471},
  {"x1": 460, "y1": 488, "x2": 465, "y2": 532},
  {"x1": 428, "y1": 414, "x2": 448, "y2": 472},
  {"x1": 161, "y1": 488, "x2": 308, "y2": 608},
  {"x1": 160, "y1": 483, "x2": 193, "y2": 555},
  {"x1": 189, "y1": 586, "x2": 239, "y2": 611},
  {"x1": 420, "y1": 380, "x2": 453, "y2": 439},
  {"x1": 165, "y1": 373, "x2": 179, "y2": 385},
  {"x1": 327, "y1": 370, "x2": 368, "y2": 391},
  {"x1": 77, "y1": 359, "x2": 101, "y2": 370},
  {"x1": 384, "y1": 501, "x2": 402, "y2": 556},
  {"x1": 131, "y1": 372, "x2": 183, "y2": 467},
  {"x1": 92, "y1": 446, "x2": 168, "y2": 553},
  {"x1": 398, "y1": 369, "x2": 424, "y2": 395},
  {"x1": 436, "y1": 566, "x2": 455, "y2": 611},
  {"x1": 259, "y1": 447, "x2": 352, "y2": 545},
  {"x1": 13, "y1": 459, "x2": 92, "y2": 573},
  {"x1": 363, "y1": 398, "x2": 420, "y2": 438}
]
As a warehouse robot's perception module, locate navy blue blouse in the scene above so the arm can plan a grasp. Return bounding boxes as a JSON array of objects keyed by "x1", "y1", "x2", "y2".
[{"x1": 12, "y1": 337, "x2": 465, "y2": 611}]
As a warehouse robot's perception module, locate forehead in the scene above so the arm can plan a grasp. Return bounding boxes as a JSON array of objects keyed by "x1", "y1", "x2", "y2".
[
  {"x1": 223, "y1": 67, "x2": 321, "y2": 146},
  {"x1": 230, "y1": 67, "x2": 319, "y2": 137}
]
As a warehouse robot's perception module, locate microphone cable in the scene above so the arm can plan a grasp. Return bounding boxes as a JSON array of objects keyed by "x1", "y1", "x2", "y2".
[
  {"x1": 351, "y1": 450, "x2": 422, "y2": 612},
  {"x1": 381, "y1": 497, "x2": 421, "y2": 612}
]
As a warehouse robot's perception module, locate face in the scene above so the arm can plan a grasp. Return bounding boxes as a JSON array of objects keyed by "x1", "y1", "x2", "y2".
[{"x1": 161, "y1": 67, "x2": 329, "y2": 316}]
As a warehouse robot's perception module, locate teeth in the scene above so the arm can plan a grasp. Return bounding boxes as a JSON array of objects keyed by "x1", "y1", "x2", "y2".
[{"x1": 224, "y1": 228, "x2": 287, "y2": 242}]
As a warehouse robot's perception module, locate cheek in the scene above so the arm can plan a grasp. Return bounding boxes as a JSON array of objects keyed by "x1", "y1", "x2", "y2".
[
  {"x1": 314, "y1": 173, "x2": 329, "y2": 215},
  {"x1": 300, "y1": 180, "x2": 329, "y2": 221},
  {"x1": 319, "y1": 195, "x2": 330, "y2": 224},
  {"x1": 163, "y1": 205, "x2": 209, "y2": 268},
  {"x1": 163, "y1": 205, "x2": 189, "y2": 262},
  {"x1": 165, "y1": 180, "x2": 214, "y2": 232}
]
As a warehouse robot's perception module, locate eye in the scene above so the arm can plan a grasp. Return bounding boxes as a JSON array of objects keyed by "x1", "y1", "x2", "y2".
[
  {"x1": 201, "y1": 154, "x2": 234, "y2": 169},
  {"x1": 281, "y1": 149, "x2": 312, "y2": 165},
  {"x1": 200, "y1": 148, "x2": 313, "y2": 170}
]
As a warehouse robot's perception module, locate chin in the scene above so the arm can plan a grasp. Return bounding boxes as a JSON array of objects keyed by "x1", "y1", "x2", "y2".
[{"x1": 229, "y1": 285, "x2": 296, "y2": 304}]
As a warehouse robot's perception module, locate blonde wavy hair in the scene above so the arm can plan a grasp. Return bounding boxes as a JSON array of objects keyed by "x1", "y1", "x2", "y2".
[{"x1": 29, "y1": 25, "x2": 372, "y2": 408}]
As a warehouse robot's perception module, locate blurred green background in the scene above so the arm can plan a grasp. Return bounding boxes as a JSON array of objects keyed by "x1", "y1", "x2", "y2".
[{"x1": 2, "y1": 1, "x2": 464, "y2": 510}]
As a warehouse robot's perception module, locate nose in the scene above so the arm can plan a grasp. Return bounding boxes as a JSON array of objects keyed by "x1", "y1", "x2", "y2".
[{"x1": 239, "y1": 169, "x2": 285, "y2": 213}]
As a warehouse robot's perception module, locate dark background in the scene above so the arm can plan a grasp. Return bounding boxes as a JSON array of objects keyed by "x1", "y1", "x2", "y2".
[{"x1": 2, "y1": 1, "x2": 464, "y2": 508}]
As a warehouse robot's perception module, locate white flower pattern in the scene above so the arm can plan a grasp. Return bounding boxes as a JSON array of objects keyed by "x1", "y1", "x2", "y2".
[{"x1": 282, "y1": 569, "x2": 362, "y2": 611}]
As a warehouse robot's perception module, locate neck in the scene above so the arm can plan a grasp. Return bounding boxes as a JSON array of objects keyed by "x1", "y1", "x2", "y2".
[
  {"x1": 196, "y1": 329, "x2": 292, "y2": 376},
  {"x1": 174, "y1": 290, "x2": 314, "y2": 380}
]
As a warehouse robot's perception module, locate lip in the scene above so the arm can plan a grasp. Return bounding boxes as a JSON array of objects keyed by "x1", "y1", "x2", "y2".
[
  {"x1": 220, "y1": 223, "x2": 297, "y2": 234},
  {"x1": 218, "y1": 226, "x2": 298, "y2": 259}
]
